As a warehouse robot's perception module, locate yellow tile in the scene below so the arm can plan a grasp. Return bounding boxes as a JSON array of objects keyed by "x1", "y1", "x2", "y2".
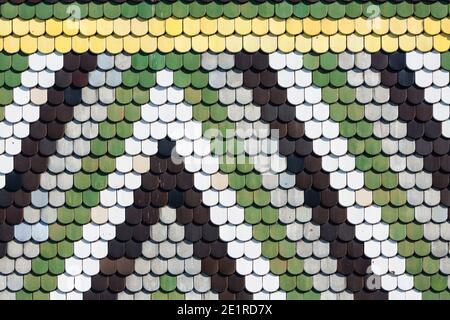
[
  {"x1": 97, "y1": 18, "x2": 113, "y2": 36},
  {"x1": 140, "y1": 35, "x2": 157, "y2": 53},
  {"x1": 131, "y1": 18, "x2": 148, "y2": 36},
  {"x1": 312, "y1": 34, "x2": 329, "y2": 53},
  {"x1": 434, "y1": 34, "x2": 450, "y2": 52},
  {"x1": 347, "y1": 33, "x2": 364, "y2": 52},
  {"x1": 321, "y1": 18, "x2": 338, "y2": 36},
  {"x1": 29, "y1": 19, "x2": 45, "y2": 36},
  {"x1": 381, "y1": 34, "x2": 399, "y2": 53},
  {"x1": 0, "y1": 19, "x2": 11, "y2": 37},
  {"x1": 123, "y1": 35, "x2": 140, "y2": 54},
  {"x1": 399, "y1": 34, "x2": 415, "y2": 52},
  {"x1": 90, "y1": 35, "x2": 106, "y2": 54},
  {"x1": 354, "y1": 17, "x2": 371, "y2": 36},
  {"x1": 390, "y1": 17, "x2": 407, "y2": 35},
  {"x1": 286, "y1": 18, "x2": 302, "y2": 35},
  {"x1": 55, "y1": 35, "x2": 72, "y2": 53},
  {"x1": 157, "y1": 36, "x2": 174, "y2": 53},
  {"x1": 209, "y1": 34, "x2": 226, "y2": 53},
  {"x1": 338, "y1": 17, "x2": 355, "y2": 35},
  {"x1": 217, "y1": 17, "x2": 234, "y2": 36},
  {"x1": 226, "y1": 34, "x2": 242, "y2": 53},
  {"x1": 303, "y1": 17, "x2": 320, "y2": 36},
  {"x1": 200, "y1": 17, "x2": 217, "y2": 35},
  {"x1": 148, "y1": 18, "x2": 165, "y2": 36},
  {"x1": 183, "y1": 17, "x2": 200, "y2": 36},
  {"x1": 278, "y1": 34, "x2": 295, "y2": 53},
  {"x1": 407, "y1": 17, "x2": 423, "y2": 35},
  {"x1": 114, "y1": 18, "x2": 131, "y2": 37},
  {"x1": 166, "y1": 17, "x2": 183, "y2": 36},
  {"x1": 243, "y1": 34, "x2": 260, "y2": 52},
  {"x1": 4, "y1": 36, "x2": 19, "y2": 53},
  {"x1": 235, "y1": 17, "x2": 252, "y2": 35},
  {"x1": 63, "y1": 19, "x2": 80, "y2": 36},
  {"x1": 191, "y1": 34, "x2": 208, "y2": 52},
  {"x1": 46, "y1": 18, "x2": 62, "y2": 37},
  {"x1": 106, "y1": 35, "x2": 123, "y2": 54},
  {"x1": 21, "y1": 35, "x2": 37, "y2": 54},
  {"x1": 295, "y1": 34, "x2": 311, "y2": 53},
  {"x1": 252, "y1": 17, "x2": 269, "y2": 36},
  {"x1": 372, "y1": 17, "x2": 389, "y2": 35},
  {"x1": 416, "y1": 34, "x2": 433, "y2": 52},
  {"x1": 38, "y1": 35, "x2": 55, "y2": 54},
  {"x1": 72, "y1": 35, "x2": 89, "y2": 53},
  {"x1": 0, "y1": 39, "x2": 3, "y2": 52},
  {"x1": 364, "y1": 34, "x2": 381, "y2": 53},
  {"x1": 174, "y1": 34, "x2": 191, "y2": 52},
  {"x1": 79, "y1": 18, "x2": 97, "y2": 36},
  {"x1": 260, "y1": 34, "x2": 277, "y2": 53},
  {"x1": 424, "y1": 17, "x2": 441, "y2": 36},
  {"x1": 13, "y1": 19, "x2": 29, "y2": 36},
  {"x1": 442, "y1": 19, "x2": 450, "y2": 35},
  {"x1": 269, "y1": 17, "x2": 285, "y2": 36},
  {"x1": 329, "y1": 33, "x2": 347, "y2": 52}
]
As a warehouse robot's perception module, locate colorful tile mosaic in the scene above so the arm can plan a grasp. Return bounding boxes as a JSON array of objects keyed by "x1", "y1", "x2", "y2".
[{"x1": 0, "y1": 0, "x2": 450, "y2": 300}]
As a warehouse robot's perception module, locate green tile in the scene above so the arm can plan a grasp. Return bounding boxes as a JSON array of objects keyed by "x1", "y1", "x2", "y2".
[
  {"x1": 245, "y1": 206, "x2": 261, "y2": 225},
  {"x1": 103, "y1": 3, "x2": 121, "y2": 19},
  {"x1": 279, "y1": 240, "x2": 296, "y2": 258},
  {"x1": 40, "y1": 274, "x2": 57, "y2": 292},
  {"x1": 253, "y1": 223, "x2": 269, "y2": 242},
  {"x1": 31, "y1": 257, "x2": 49, "y2": 275},
  {"x1": 310, "y1": 2, "x2": 327, "y2": 19},
  {"x1": 270, "y1": 223, "x2": 286, "y2": 241},
  {"x1": 262, "y1": 206, "x2": 278, "y2": 224},
  {"x1": 35, "y1": 3, "x2": 53, "y2": 20},
  {"x1": 49, "y1": 223, "x2": 66, "y2": 242},
  {"x1": 160, "y1": 275, "x2": 177, "y2": 292},
  {"x1": 66, "y1": 223, "x2": 83, "y2": 242},
  {"x1": 431, "y1": 273, "x2": 448, "y2": 292},
  {"x1": 406, "y1": 256, "x2": 423, "y2": 275},
  {"x1": 293, "y1": 2, "x2": 309, "y2": 18},
  {"x1": 398, "y1": 240, "x2": 415, "y2": 258},
  {"x1": 259, "y1": 2, "x2": 274, "y2": 18},
  {"x1": 390, "y1": 222, "x2": 406, "y2": 241},
  {"x1": 275, "y1": 2, "x2": 293, "y2": 19},
  {"x1": 155, "y1": 2, "x2": 171, "y2": 19},
  {"x1": 57, "y1": 240, "x2": 74, "y2": 259},
  {"x1": 40, "y1": 242, "x2": 57, "y2": 260},
  {"x1": 296, "y1": 274, "x2": 313, "y2": 292},
  {"x1": 415, "y1": 274, "x2": 430, "y2": 291},
  {"x1": 206, "y1": 2, "x2": 223, "y2": 18},
  {"x1": 23, "y1": 274, "x2": 40, "y2": 292},
  {"x1": 261, "y1": 240, "x2": 278, "y2": 259},
  {"x1": 58, "y1": 207, "x2": 74, "y2": 225},
  {"x1": 48, "y1": 257, "x2": 65, "y2": 275},
  {"x1": 327, "y1": 2, "x2": 345, "y2": 19},
  {"x1": 287, "y1": 258, "x2": 304, "y2": 275},
  {"x1": 241, "y1": 2, "x2": 258, "y2": 19},
  {"x1": 271, "y1": 258, "x2": 287, "y2": 275},
  {"x1": 189, "y1": 2, "x2": 206, "y2": 18},
  {"x1": 319, "y1": 53, "x2": 337, "y2": 71},
  {"x1": 172, "y1": 2, "x2": 189, "y2": 18},
  {"x1": 280, "y1": 274, "x2": 297, "y2": 291},
  {"x1": 223, "y1": 2, "x2": 240, "y2": 19}
]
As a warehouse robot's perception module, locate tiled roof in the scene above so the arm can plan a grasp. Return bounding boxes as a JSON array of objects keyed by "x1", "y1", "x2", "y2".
[{"x1": 0, "y1": 0, "x2": 450, "y2": 300}]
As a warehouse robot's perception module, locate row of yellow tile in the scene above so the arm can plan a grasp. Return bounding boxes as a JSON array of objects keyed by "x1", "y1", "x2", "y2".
[
  {"x1": 5, "y1": 33, "x2": 449, "y2": 54},
  {"x1": 1, "y1": 16, "x2": 449, "y2": 38}
]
